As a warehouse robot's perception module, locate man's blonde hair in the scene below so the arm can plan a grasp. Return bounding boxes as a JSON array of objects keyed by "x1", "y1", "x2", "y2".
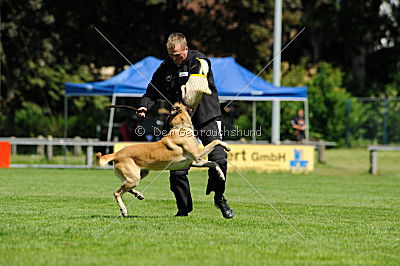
[{"x1": 166, "y1": 33, "x2": 187, "y2": 50}]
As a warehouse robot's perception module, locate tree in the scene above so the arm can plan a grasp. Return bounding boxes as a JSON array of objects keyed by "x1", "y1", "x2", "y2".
[{"x1": 299, "y1": 0, "x2": 400, "y2": 96}]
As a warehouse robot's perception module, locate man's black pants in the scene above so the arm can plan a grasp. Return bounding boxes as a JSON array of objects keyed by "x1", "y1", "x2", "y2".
[{"x1": 169, "y1": 118, "x2": 227, "y2": 214}]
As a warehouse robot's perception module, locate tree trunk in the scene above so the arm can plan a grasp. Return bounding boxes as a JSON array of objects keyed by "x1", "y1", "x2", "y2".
[{"x1": 351, "y1": 46, "x2": 367, "y2": 93}]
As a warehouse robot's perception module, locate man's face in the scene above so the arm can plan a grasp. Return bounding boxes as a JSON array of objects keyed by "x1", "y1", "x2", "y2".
[
  {"x1": 168, "y1": 44, "x2": 188, "y2": 65},
  {"x1": 297, "y1": 109, "x2": 304, "y2": 117}
]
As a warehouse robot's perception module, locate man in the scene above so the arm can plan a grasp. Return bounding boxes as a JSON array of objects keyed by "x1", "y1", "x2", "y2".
[
  {"x1": 136, "y1": 33, "x2": 234, "y2": 219},
  {"x1": 291, "y1": 109, "x2": 306, "y2": 142}
]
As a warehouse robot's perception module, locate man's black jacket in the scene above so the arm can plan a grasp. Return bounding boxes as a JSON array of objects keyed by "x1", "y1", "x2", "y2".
[{"x1": 139, "y1": 49, "x2": 221, "y2": 127}]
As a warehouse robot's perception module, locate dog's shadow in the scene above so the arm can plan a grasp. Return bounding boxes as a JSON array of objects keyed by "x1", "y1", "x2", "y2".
[{"x1": 90, "y1": 214, "x2": 171, "y2": 219}]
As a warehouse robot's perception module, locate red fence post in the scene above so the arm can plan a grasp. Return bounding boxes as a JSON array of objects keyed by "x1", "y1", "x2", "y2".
[{"x1": 0, "y1": 142, "x2": 11, "y2": 168}]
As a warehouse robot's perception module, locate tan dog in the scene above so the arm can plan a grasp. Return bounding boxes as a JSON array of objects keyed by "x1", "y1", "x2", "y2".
[{"x1": 95, "y1": 102, "x2": 231, "y2": 217}]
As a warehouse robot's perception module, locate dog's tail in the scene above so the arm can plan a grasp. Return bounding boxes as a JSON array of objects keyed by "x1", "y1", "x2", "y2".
[{"x1": 95, "y1": 152, "x2": 115, "y2": 167}]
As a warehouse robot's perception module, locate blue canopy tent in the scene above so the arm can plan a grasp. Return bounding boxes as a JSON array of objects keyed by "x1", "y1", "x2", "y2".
[{"x1": 64, "y1": 56, "x2": 309, "y2": 142}]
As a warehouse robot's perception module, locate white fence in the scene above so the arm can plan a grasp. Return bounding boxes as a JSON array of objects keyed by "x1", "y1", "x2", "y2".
[
  {"x1": 1, "y1": 137, "x2": 335, "y2": 168},
  {"x1": 0, "y1": 137, "x2": 114, "y2": 169}
]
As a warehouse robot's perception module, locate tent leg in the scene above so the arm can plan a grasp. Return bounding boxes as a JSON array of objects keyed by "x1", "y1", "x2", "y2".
[
  {"x1": 64, "y1": 95, "x2": 68, "y2": 164},
  {"x1": 304, "y1": 99, "x2": 310, "y2": 142},
  {"x1": 252, "y1": 101, "x2": 256, "y2": 143},
  {"x1": 271, "y1": 100, "x2": 280, "y2": 144},
  {"x1": 106, "y1": 94, "x2": 117, "y2": 153},
  {"x1": 272, "y1": 0, "x2": 282, "y2": 145},
  {"x1": 64, "y1": 96, "x2": 68, "y2": 138}
]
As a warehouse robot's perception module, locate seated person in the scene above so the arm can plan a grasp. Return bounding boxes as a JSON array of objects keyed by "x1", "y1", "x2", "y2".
[{"x1": 291, "y1": 109, "x2": 306, "y2": 142}]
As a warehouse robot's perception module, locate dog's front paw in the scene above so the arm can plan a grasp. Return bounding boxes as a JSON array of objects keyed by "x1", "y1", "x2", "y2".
[{"x1": 220, "y1": 141, "x2": 231, "y2": 152}]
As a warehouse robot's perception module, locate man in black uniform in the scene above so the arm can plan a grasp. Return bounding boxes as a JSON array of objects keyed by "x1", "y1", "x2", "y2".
[{"x1": 136, "y1": 33, "x2": 234, "y2": 219}]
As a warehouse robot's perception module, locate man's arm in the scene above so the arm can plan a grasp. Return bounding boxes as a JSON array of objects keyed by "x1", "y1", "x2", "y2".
[
  {"x1": 290, "y1": 118, "x2": 306, "y2": 131},
  {"x1": 290, "y1": 119, "x2": 298, "y2": 129}
]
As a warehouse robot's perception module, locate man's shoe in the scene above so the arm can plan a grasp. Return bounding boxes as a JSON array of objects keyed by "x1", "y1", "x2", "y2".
[
  {"x1": 214, "y1": 197, "x2": 234, "y2": 219},
  {"x1": 175, "y1": 211, "x2": 188, "y2": 217}
]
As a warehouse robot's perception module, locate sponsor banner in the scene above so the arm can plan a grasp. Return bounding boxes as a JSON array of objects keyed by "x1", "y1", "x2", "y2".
[
  {"x1": 114, "y1": 142, "x2": 138, "y2": 153},
  {"x1": 114, "y1": 143, "x2": 314, "y2": 172},
  {"x1": 227, "y1": 144, "x2": 314, "y2": 172}
]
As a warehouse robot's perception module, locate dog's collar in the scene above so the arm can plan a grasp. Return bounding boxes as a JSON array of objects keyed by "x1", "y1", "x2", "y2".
[{"x1": 171, "y1": 126, "x2": 195, "y2": 134}]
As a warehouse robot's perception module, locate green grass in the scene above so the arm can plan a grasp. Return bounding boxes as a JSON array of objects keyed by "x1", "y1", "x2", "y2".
[{"x1": 1, "y1": 149, "x2": 399, "y2": 265}]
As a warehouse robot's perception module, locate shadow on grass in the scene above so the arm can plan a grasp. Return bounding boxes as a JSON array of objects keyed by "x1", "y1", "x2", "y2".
[{"x1": 89, "y1": 214, "x2": 172, "y2": 219}]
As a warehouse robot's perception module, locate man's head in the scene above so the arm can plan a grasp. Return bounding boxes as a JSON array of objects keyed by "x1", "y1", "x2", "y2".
[
  {"x1": 297, "y1": 109, "x2": 304, "y2": 117},
  {"x1": 166, "y1": 33, "x2": 188, "y2": 65}
]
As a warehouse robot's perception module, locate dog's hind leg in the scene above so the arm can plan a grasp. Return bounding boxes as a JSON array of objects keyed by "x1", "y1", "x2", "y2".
[
  {"x1": 127, "y1": 189, "x2": 144, "y2": 200},
  {"x1": 190, "y1": 160, "x2": 225, "y2": 180},
  {"x1": 113, "y1": 162, "x2": 141, "y2": 217},
  {"x1": 127, "y1": 169, "x2": 148, "y2": 199},
  {"x1": 114, "y1": 182, "x2": 133, "y2": 217}
]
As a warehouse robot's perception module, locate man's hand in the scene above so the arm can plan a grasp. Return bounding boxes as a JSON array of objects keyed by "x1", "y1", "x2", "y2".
[
  {"x1": 292, "y1": 124, "x2": 306, "y2": 131},
  {"x1": 136, "y1": 107, "x2": 148, "y2": 118}
]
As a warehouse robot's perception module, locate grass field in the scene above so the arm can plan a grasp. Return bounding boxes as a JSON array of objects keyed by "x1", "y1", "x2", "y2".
[{"x1": 1, "y1": 149, "x2": 399, "y2": 265}]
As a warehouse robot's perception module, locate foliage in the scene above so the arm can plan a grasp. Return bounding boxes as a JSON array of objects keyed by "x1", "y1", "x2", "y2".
[
  {"x1": 1, "y1": 0, "x2": 98, "y2": 137},
  {"x1": 350, "y1": 99, "x2": 400, "y2": 145},
  {"x1": 0, "y1": 59, "x2": 98, "y2": 137},
  {"x1": 68, "y1": 96, "x2": 110, "y2": 138},
  {"x1": 299, "y1": 0, "x2": 400, "y2": 96},
  {"x1": 234, "y1": 61, "x2": 369, "y2": 144},
  {"x1": 1, "y1": 0, "x2": 399, "y2": 142},
  {"x1": 306, "y1": 63, "x2": 346, "y2": 142},
  {"x1": 0, "y1": 0, "x2": 285, "y2": 137}
]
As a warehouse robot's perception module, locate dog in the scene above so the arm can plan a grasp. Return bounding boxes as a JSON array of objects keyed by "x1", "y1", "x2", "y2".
[{"x1": 95, "y1": 102, "x2": 231, "y2": 217}]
